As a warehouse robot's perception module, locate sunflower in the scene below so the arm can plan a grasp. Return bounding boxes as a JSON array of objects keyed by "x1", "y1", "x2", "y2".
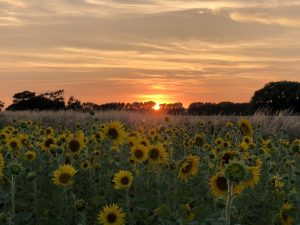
[
  {"x1": 19, "y1": 134, "x2": 30, "y2": 146},
  {"x1": 6, "y1": 137, "x2": 22, "y2": 151},
  {"x1": 98, "y1": 203, "x2": 126, "y2": 225},
  {"x1": 113, "y1": 170, "x2": 133, "y2": 189},
  {"x1": 269, "y1": 175, "x2": 284, "y2": 192},
  {"x1": 215, "y1": 137, "x2": 224, "y2": 146},
  {"x1": 209, "y1": 172, "x2": 243, "y2": 198},
  {"x1": 178, "y1": 155, "x2": 200, "y2": 182},
  {"x1": 45, "y1": 127, "x2": 55, "y2": 136},
  {"x1": 24, "y1": 150, "x2": 36, "y2": 161},
  {"x1": 138, "y1": 136, "x2": 150, "y2": 148},
  {"x1": 238, "y1": 118, "x2": 254, "y2": 137},
  {"x1": 130, "y1": 144, "x2": 148, "y2": 163},
  {"x1": 194, "y1": 133, "x2": 205, "y2": 147},
  {"x1": 101, "y1": 121, "x2": 127, "y2": 145},
  {"x1": 280, "y1": 202, "x2": 295, "y2": 225},
  {"x1": 52, "y1": 164, "x2": 77, "y2": 186},
  {"x1": 148, "y1": 144, "x2": 169, "y2": 165},
  {"x1": 240, "y1": 166, "x2": 260, "y2": 188},
  {"x1": 66, "y1": 135, "x2": 85, "y2": 156},
  {"x1": 220, "y1": 150, "x2": 239, "y2": 166},
  {"x1": 41, "y1": 136, "x2": 56, "y2": 152},
  {"x1": 81, "y1": 160, "x2": 91, "y2": 171}
]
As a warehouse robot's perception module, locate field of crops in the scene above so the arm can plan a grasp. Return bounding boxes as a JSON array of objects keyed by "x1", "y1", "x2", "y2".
[{"x1": 0, "y1": 111, "x2": 299, "y2": 225}]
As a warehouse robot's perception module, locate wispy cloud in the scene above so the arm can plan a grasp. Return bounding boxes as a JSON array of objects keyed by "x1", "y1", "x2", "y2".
[{"x1": 0, "y1": 0, "x2": 300, "y2": 106}]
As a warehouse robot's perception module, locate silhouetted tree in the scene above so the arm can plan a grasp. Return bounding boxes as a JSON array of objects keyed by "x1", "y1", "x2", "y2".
[
  {"x1": 7, "y1": 90, "x2": 65, "y2": 111},
  {"x1": 187, "y1": 102, "x2": 250, "y2": 115},
  {"x1": 0, "y1": 100, "x2": 4, "y2": 111},
  {"x1": 13, "y1": 91, "x2": 36, "y2": 104},
  {"x1": 250, "y1": 81, "x2": 300, "y2": 113},
  {"x1": 82, "y1": 102, "x2": 99, "y2": 112},
  {"x1": 66, "y1": 96, "x2": 82, "y2": 111}
]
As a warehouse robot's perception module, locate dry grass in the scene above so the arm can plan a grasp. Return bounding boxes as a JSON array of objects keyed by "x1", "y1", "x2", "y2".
[{"x1": 0, "y1": 110, "x2": 299, "y2": 138}]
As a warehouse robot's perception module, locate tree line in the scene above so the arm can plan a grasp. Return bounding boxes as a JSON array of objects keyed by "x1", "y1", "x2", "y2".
[{"x1": 0, "y1": 81, "x2": 299, "y2": 115}]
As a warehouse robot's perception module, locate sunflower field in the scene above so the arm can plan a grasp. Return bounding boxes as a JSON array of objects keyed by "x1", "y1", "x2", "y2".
[{"x1": 0, "y1": 115, "x2": 299, "y2": 225}]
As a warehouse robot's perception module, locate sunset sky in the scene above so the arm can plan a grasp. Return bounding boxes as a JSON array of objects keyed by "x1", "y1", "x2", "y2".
[{"x1": 1, "y1": 0, "x2": 300, "y2": 107}]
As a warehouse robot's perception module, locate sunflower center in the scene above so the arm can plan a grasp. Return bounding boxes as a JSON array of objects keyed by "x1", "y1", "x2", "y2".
[
  {"x1": 121, "y1": 176, "x2": 129, "y2": 185},
  {"x1": 216, "y1": 176, "x2": 228, "y2": 191},
  {"x1": 46, "y1": 129, "x2": 52, "y2": 135},
  {"x1": 222, "y1": 153, "x2": 231, "y2": 164},
  {"x1": 134, "y1": 149, "x2": 143, "y2": 159},
  {"x1": 282, "y1": 211, "x2": 288, "y2": 221},
  {"x1": 140, "y1": 141, "x2": 147, "y2": 146},
  {"x1": 26, "y1": 154, "x2": 33, "y2": 160},
  {"x1": 182, "y1": 163, "x2": 192, "y2": 174},
  {"x1": 59, "y1": 173, "x2": 71, "y2": 184},
  {"x1": 107, "y1": 128, "x2": 118, "y2": 139},
  {"x1": 69, "y1": 140, "x2": 80, "y2": 152},
  {"x1": 10, "y1": 141, "x2": 18, "y2": 149},
  {"x1": 107, "y1": 213, "x2": 117, "y2": 223},
  {"x1": 195, "y1": 137, "x2": 203, "y2": 146},
  {"x1": 95, "y1": 133, "x2": 100, "y2": 139},
  {"x1": 149, "y1": 148, "x2": 160, "y2": 160},
  {"x1": 45, "y1": 138, "x2": 54, "y2": 148}
]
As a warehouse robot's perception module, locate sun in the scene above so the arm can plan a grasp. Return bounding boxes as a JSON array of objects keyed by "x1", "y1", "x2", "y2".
[{"x1": 153, "y1": 102, "x2": 160, "y2": 111}]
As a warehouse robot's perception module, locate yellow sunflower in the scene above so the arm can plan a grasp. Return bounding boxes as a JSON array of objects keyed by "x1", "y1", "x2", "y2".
[
  {"x1": 269, "y1": 175, "x2": 284, "y2": 192},
  {"x1": 130, "y1": 144, "x2": 148, "y2": 163},
  {"x1": 66, "y1": 135, "x2": 85, "y2": 156},
  {"x1": 148, "y1": 144, "x2": 169, "y2": 165},
  {"x1": 80, "y1": 160, "x2": 91, "y2": 171},
  {"x1": 101, "y1": 121, "x2": 127, "y2": 145},
  {"x1": 240, "y1": 166, "x2": 260, "y2": 188},
  {"x1": 24, "y1": 150, "x2": 36, "y2": 161},
  {"x1": 194, "y1": 133, "x2": 205, "y2": 147},
  {"x1": 6, "y1": 137, "x2": 22, "y2": 151},
  {"x1": 209, "y1": 172, "x2": 243, "y2": 198},
  {"x1": 238, "y1": 118, "x2": 254, "y2": 137},
  {"x1": 113, "y1": 170, "x2": 133, "y2": 189},
  {"x1": 178, "y1": 155, "x2": 200, "y2": 182},
  {"x1": 52, "y1": 164, "x2": 77, "y2": 186},
  {"x1": 45, "y1": 127, "x2": 55, "y2": 136},
  {"x1": 220, "y1": 150, "x2": 239, "y2": 167},
  {"x1": 98, "y1": 203, "x2": 126, "y2": 225},
  {"x1": 280, "y1": 202, "x2": 295, "y2": 225},
  {"x1": 214, "y1": 137, "x2": 224, "y2": 147},
  {"x1": 41, "y1": 136, "x2": 56, "y2": 152}
]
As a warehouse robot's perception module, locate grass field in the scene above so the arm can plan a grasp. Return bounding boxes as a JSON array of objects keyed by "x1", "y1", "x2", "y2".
[{"x1": 0, "y1": 111, "x2": 299, "y2": 225}]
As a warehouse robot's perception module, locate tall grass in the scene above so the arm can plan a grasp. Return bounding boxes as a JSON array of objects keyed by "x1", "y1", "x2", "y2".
[{"x1": 0, "y1": 110, "x2": 299, "y2": 138}]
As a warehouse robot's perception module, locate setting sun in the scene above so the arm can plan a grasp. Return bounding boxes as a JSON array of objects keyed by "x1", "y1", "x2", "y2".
[{"x1": 153, "y1": 102, "x2": 160, "y2": 111}]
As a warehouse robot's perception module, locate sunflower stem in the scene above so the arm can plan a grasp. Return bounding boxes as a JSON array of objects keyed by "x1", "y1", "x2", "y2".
[
  {"x1": 225, "y1": 181, "x2": 233, "y2": 225},
  {"x1": 10, "y1": 174, "x2": 15, "y2": 220},
  {"x1": 34, "y1": 179, "x2": 38, "y2": 225},
  {"x1": 125, "y1": 188, "x2": 132, "y2": 224}
]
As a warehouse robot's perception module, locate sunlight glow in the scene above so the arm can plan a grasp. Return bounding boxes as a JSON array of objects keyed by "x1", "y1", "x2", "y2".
[{"x1": 153, "y1": 102, "x2": 160, "y2": 111}]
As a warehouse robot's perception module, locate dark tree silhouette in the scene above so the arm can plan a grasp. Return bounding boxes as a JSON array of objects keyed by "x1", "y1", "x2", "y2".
[
  {"x1": 13, "y1": 91, "x2": 36, "y2": 104},
  {"x1": 250, "y1": 81, "x2": 300, "y2": 113},
  {"x1": 7, "y1": 90, "x2": 65, "y2": 111},
  {"x1": 187, "y1": 102, "x2": 250, "y2": 115},
  {"x1": 66, "y1": 96, "x2": 82, "y2": 111},
  {"x1": 0, "y1": 100, "x2": 4, "y2": 111}
]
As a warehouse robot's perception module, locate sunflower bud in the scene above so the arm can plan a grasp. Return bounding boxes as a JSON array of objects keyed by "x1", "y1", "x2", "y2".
[
  {"x1": 10, "y1": 163, "x2": 23, "y2": 175},
  {"x1": 224, "y1": 161, "x2": 247, "y2": 182},
  {"x1": 75, "y1": 199, "x2": 87, "y2": 211},
  {"x1": 27, "y1": 172, "x2": 37, "y2": 180}
]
